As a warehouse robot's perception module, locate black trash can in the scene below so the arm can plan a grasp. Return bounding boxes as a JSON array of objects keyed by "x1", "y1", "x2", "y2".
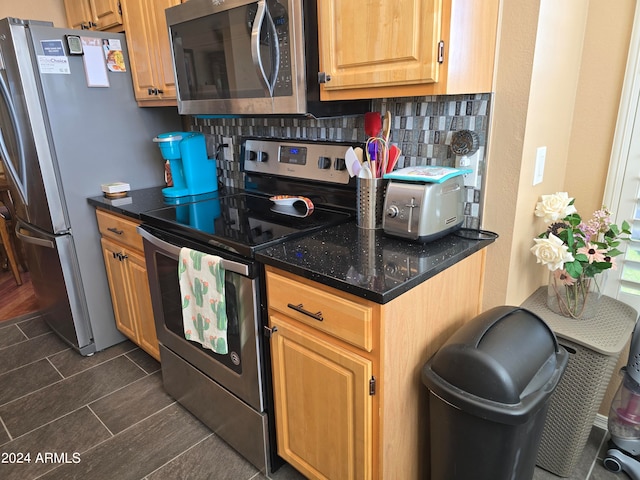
[{"x1": 422, "y1": 306, "x2": 568, "y2": 480}]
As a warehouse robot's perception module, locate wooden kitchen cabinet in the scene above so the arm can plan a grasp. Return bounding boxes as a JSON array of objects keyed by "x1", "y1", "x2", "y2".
[
  {"x1": 120, "y1": 0, "x2": 180, "y2": 106},
  {"x1": 96, "y1": 208, "x2": 160, "y2": 360},
  {"x1": 317, "y1": 0, "x2": 500, "y2": 100},
  {"x1": 267, "y1": 270, "x2": 374, "y2": 479},
  {"x1": 64, "y1": 0, "x2": 123, "y2": 32},
  {"x1": 265, "y1": 249, "x2": 486, "y2": 479}
]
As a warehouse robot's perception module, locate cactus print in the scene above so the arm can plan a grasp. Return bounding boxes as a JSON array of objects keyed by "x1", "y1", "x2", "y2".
[{"x1": 178, "y1": 247, "x2": 229, "y2": 354}]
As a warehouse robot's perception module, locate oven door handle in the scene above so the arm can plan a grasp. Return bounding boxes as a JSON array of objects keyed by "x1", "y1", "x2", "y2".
[{"x1": 137, "y1": 226, "x2": 250, "y2": 277}]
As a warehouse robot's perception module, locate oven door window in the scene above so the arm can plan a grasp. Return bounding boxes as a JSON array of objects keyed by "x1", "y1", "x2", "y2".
[
  {"x1": 156, "y1": 253, "x2": 243, "y2": 374},
  {"x1": 170, "y1": 1, "x2": 292, "y2": 102}
]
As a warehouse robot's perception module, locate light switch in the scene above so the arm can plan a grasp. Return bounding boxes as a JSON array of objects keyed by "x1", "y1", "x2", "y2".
[{"x1": 534, "y1": 146, "x2": 546, "y2": 185}]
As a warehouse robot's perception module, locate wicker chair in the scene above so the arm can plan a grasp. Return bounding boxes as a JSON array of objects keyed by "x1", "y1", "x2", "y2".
[
  {"x1": 0, "y1": 204, "x2": 22, "y2": 286},
  {"x1": 0, "y1": 165, "x2": 26, "y2": 286}
]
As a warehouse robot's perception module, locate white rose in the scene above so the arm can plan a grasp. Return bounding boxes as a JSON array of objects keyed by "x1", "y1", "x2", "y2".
[
  {"x1": 534, "y1": 192, "x2": 577, "y2": 223},
  {"x1": 530, "y1": 233, "x2": 575, "y2": 271}
]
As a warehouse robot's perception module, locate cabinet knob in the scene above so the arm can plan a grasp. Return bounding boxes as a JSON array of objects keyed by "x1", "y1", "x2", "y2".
[
  {"x1": 107, "y1": 227, "x2": 124, "y2": 235},
  {"x1": 318, "y1": 72, "x2": 332, "y2": 84},
  {"x1": 263, "y1": 326, "x2": 278, "y2": 338}
]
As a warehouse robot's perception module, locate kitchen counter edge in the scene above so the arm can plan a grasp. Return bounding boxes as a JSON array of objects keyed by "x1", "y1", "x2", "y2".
[
  {"x1": 87, "y1": 188, "x2": 497, "y2": 305},
  {"x1": 256, "y1": 222, "x2": 496, "y2": 304}
]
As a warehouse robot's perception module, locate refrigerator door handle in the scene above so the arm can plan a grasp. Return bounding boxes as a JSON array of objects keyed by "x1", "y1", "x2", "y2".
[
  {"x1": 0, "y1": 69, "x2": 28, "y2": 204},
  {"x1": 15, "y1": 218, "x2": 55, "y2": 249}
]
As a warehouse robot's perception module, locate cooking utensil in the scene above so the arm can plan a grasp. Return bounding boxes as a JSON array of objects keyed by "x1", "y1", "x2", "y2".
[
  {"x1": 358, "y1": 162, "x2": 373, "y2": 179},
  {"x1": 387, "y1": 144, "x2": 401, "y2": 173},
  {"x1": 354, "y1": 147, "x2": 364, "y2": 166},
  {"x1": 364, "y1": 112, "x2": 382, "y2": 137},
  {"x1": 345, "y1": 147, "x2": 360, "y2": 177},
  {"x1": 381, "y1": 111, "x2": 391, "y2": 173},
  {"x1": 382, "y1": 111, "x2": 391, "y2": 144},
  {"x1": 367, "y1": 140, "x2": 378, "y2": 177}
]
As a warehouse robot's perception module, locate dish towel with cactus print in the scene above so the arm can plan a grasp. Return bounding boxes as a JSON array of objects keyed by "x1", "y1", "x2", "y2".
[{"x1": 178, "y1": 247, "x2": 228, "y2": 354}]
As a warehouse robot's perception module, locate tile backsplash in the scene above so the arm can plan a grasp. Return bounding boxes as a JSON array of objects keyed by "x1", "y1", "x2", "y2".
[{"x1": 190, "y1": 93, "x2": 492, "y2": 229}]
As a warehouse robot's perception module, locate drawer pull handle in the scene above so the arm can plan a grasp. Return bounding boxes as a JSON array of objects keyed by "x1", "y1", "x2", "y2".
[
  {"x1": 107, "y1": 227, "x2": 124, "y2": 235},
  {"x1": 287, "y1": 303, "x2": 323, "y2": 321}
]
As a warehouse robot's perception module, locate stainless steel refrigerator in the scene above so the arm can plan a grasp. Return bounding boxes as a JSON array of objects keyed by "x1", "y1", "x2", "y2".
[{"x1": 0, "y1": 18, "x2": 181, "y2": 354}]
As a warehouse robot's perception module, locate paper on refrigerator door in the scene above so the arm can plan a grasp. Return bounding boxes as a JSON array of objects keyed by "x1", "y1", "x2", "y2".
[
  {"x1": 37, "y1": 39, "x2": 70, "y2": 74},
  {"x1": 81, "y1": 36, "x2": 109, "y2": 87}
]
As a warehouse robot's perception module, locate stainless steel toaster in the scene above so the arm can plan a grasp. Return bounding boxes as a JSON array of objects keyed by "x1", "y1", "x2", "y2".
[{"x1": 382, "y1": 176, "x2": 465, "y2": 242}]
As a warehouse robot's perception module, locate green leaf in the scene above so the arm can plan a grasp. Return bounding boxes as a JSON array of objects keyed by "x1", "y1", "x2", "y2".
[
  {"x1": 608, "y1": 248, "x2": 623, "y2": 257},
  {"x1": 565, "y1": 261, "x2": 583, "y2": 278},
  {"x1": 574, "y1": 253, "x2": 589, "y2": 263},
  {"x1": 566, "y1": 228, "x2": 574, "y2": 250},
  {"x1": 566, "y1": 214, "x2": 581, "y2": 227}
]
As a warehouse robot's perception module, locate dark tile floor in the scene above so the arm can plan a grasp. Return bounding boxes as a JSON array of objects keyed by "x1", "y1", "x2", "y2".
[
  {"x1": 533, "y1": 427, "x2": 625, "y2": 480},
  {"x1": 0, "y1": 312, "x2": 634, "y2": 480},
  {"x1": 0, "y1": 312, "x2": 305, "y2": 480}
]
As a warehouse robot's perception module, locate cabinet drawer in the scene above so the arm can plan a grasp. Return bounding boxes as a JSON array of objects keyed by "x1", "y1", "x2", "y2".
[
  {"x1": 96, "y1": 209, "x2": 143, "y2": 251},
  {"x1": 266, "y1": 270, "x2": 373, "y2": 352}
]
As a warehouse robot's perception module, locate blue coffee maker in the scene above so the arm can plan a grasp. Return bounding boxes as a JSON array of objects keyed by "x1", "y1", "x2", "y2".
[{"x1": 153, "y1": 132, "x2": 218, "y2": 198}]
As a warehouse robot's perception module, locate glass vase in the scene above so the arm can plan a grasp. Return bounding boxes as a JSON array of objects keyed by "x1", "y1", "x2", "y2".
[{"x1": 546, "y1": 271, "x2": 607, "y2": 319}]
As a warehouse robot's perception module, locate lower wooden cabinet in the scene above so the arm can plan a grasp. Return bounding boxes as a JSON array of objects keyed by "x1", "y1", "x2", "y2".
[
  {"x1": 96, "y1": 208, "x2": 160, "y2": 360},
  {"x1": 265, "y1": 248, "x2": 486, "y2": 479},
  {"x1": 270, "y1": 313, "x2": 373, "y2": 480}
]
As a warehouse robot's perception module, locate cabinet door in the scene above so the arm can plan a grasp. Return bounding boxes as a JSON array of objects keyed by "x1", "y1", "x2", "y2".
[
  {"x1": 92, "y1": 0, "x2": 123, "y2": 30},
  {"x1": 147, "y1": 0, "x2": 179, "y2": 99},
  {"x1": 270, "y1": 313, "x2": 373, "y2": 480},
  {"x1": 101, "y1": 237, "x2": 138, "y2": 342},
  {"x1": 128, "y1": 249, "x2": 160, "y2": 360},
  {"x1": 64, "y1": 0, "x2": 94, "y2": 30},
  {"x1": 121, "y1": 0, "x2": 179, "y2": 103},
  {"x1": 121, "y1": 0, "x2": 156, "y2": 100},
  {"x1": 317, "y1": 0, "x2": 443, "y2": 92}
]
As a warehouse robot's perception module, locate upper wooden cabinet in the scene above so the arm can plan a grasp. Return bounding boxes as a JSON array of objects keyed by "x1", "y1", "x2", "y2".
[
  {"x1": 64, "y1": 0, "x2": 123, "y2": 32},
  {"x1": 317, "y1": 0, "x2": 500, "y2": 100},
  {"x1": 120, "y1": 0, "x2": 180, "y2": 106}
]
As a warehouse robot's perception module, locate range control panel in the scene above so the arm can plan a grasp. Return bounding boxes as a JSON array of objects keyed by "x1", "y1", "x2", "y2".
[{"x1": 242, "y1": 138, "x2": 358, "y2": 185}]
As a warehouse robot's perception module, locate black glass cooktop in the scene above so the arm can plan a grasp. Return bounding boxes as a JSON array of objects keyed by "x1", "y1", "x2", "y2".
[{"x1": 141, "y1": 193, "x2": 353, "y2": 257}]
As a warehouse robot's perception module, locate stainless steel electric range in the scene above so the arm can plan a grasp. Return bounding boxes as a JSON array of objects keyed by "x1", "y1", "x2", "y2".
[{"x1": 138, "y1": 138, "x2": 360, "y2": 474}]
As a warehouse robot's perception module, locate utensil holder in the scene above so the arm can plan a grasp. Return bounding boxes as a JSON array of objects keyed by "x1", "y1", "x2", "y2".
[{"x1": 357, "y1": 178, "x2": 388, "y2": 229}]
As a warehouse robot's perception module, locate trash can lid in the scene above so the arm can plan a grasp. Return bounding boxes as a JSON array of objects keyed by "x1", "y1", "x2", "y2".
[{"x1": 425, "y1": 306, "x2": 563, "y2": 405}]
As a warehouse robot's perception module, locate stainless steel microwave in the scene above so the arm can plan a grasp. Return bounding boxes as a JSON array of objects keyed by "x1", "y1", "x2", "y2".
[{"x1": 165, "y1": 0, "x2": 369, "y2": 117}]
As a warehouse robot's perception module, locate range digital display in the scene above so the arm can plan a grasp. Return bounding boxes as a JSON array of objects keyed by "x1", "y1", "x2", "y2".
[{"x1": 280, "y1": 146, "x2": 307, "y2": 165}]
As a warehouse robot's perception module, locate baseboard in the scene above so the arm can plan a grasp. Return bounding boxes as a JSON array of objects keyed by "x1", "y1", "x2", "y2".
[{"x1": 594, "y1": 413, "x2": 608, "y2": 431}]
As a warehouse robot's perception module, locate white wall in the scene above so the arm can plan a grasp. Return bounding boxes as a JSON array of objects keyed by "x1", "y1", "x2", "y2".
[{"x1": 0, "y1": 0, "x2": 67, "y2": 28}]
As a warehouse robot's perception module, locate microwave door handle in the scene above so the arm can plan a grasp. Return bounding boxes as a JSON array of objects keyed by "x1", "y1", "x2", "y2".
[
  {"x1": 251, "y1": 0, "x2": 278, "y2": 97},
  {"x1": 265, "y1": 5, "x2": 279, "y2": 94},
  {"x1": 0, "y1": 67, "x2": 28, "y2": 205}
]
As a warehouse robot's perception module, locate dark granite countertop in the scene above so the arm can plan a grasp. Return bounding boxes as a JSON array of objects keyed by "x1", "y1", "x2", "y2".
[
  {"x1": 87, "y1": 186, "x2": 240, "y2": 220},
  {"x1": 88, "y1": 186, "x2": 168, "y2": 220},
  {"x1": 88, "y1": 188, "x2": 497, "y2": 304},
  {"x1": 255, "y1": 222, "x2": 496, "y2": 304}
]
